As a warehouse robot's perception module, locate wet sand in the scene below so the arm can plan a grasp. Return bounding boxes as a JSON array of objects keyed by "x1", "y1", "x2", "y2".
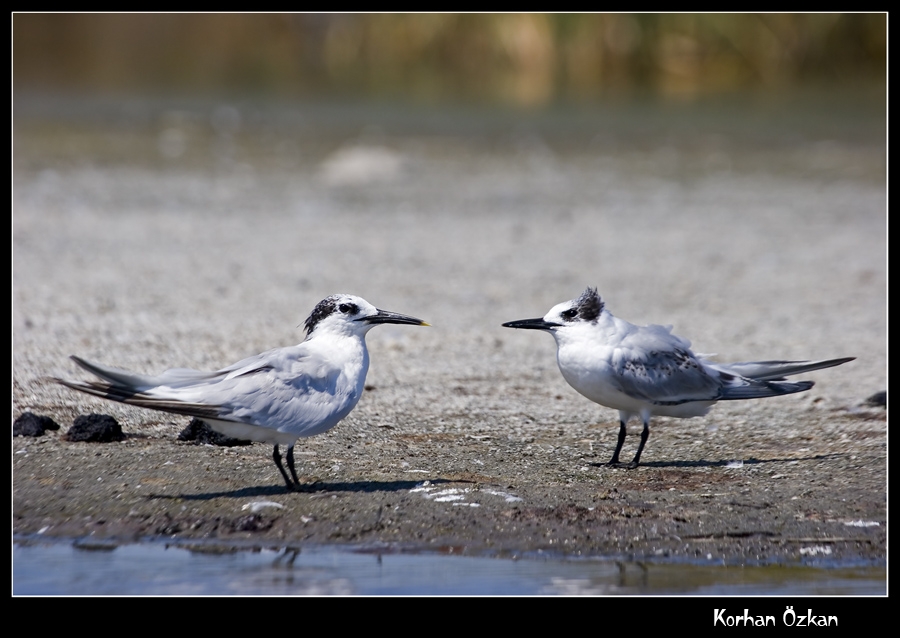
[{"x1": 13, "y1": 95, "x2": 886, "y2": 568}]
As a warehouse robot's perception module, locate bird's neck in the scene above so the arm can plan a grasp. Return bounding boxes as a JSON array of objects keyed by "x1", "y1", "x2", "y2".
[
  {"x1": 554, "y1": 312, "x2": 621, "y2": 348},
  {"x1": 304, "y1": 325, "x2": 360, "y2": 355}
]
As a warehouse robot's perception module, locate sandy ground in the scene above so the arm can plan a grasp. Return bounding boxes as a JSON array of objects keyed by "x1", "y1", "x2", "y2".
[{"x1": 13, "y1": 95, "x2": 886, "y2": 567}]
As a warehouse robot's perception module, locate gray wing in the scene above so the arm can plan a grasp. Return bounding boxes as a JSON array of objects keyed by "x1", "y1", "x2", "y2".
[
  {"x1": 606, "y1": 323, "x2": 722, "y2": 404},
  {"x1": 161, "y1": 345, "x2": 356, "y2": 435},
  {"x1": 70, "y1": 355, "x2": 231, "y2": 387},
  {"x1": 611, "y1": 347, "x2": 724, "y2": 405},
  {"x1": 611, "y1": 320, "x2": 852, "y2": 403},
  {"x1": 611, "y1": 348, "x2": 824, "y2": 405},
  {"x1": 56, "y1": 355, "x2": 240, "y2": 420},
  {"x1": 718, "y1": 357, "x2": 855, "y2": 381},
  {"x1": 57, "y1": 346, "x2": 353, "y2": 435},
  {"x1": 54, "y1": 376, "x2": 224, "y2": 420},
  {"x1": 709, "y1": 356, "x2": 854, "y2": 401}
]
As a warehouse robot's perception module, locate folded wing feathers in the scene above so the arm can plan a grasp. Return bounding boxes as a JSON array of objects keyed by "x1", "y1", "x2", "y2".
[
  {"x1": 717, "y1": 379, "x2": 815, "y2": 400},
  {"x1": 722, "y1": 357, "x2": 855, "y2": 381},
  {"x1": 54, "y1": 377, "x2": 224, "y2": 421},
  {"x1": 70, "y1": 355, "x2": 225, "y2": 389}
]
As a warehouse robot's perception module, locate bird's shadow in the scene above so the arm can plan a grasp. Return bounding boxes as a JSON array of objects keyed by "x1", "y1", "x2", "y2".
[
  {"x1": 588, "y1": 453, "x2": 845, "y2": 470},
  {"x1": 149, "y1": 478, "x2": 457, "y2": 501}
]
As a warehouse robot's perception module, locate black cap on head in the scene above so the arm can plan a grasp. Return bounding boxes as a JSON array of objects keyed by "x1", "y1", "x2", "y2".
[{"x1": 574, "y1": 287, "x2": 604, "y2": 322}]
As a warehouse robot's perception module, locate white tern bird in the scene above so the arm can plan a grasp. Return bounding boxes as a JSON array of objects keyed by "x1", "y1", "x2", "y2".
[
  {"x1": 502, "y1": 287, "x2": 853, "y2": 468},
  {"x1": 56, "y1": 294, "x2": 428, "y2": 491}
]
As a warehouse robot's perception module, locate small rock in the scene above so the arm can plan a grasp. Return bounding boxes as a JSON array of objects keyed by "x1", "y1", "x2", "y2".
[
  {"x1": 177, "y1": 418, "x2": 252, "y2": 446},
  {"x1": 14, "y1": 412, "x2": 60, "y2": 437},
  {"x1": 864, "y1": 391, "x2": 886, "y2": 408},
  {"x1": 65, "y1": 414, "x2": 125, "y2": 442}
]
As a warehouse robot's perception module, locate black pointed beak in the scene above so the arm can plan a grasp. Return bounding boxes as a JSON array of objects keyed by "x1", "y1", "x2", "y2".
[
  {"x1": 502, "y1": 318, "x2": 560, "y2": 330},
  {"x1": 362, "y1": 309, "x2": 430, "y2": 326}
]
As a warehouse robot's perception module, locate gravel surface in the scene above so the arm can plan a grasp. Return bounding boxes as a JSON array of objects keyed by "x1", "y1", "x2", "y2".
[{"x1": 13, "y1": 95, "x2": 886, "y2": 567}]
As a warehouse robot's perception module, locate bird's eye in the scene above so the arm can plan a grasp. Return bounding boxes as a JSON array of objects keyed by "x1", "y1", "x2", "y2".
[
  {"x1": 338, "y1": 303, "x2": 358, "y2": 315},
  {"x1": 561, "y1": 308, "x2": 578, "y2": 320}
]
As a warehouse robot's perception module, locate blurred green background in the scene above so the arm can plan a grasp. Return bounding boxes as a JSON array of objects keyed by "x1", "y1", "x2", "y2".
[{"x1": 13, "y1": 13, "x2": 886, "y2": 104}]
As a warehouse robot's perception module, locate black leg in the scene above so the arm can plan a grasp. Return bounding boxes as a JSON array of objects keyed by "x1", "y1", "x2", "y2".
[
  {"x1": 286, "y1": 443, "x2": 300, "y2": 488},
  {"x1": 609, "y1": 419, "x2": 628, "y2": 465},
  {"x1": 630, "y1": 419, "x2": 650, "y2": 467},
  {"x1": 273, "y1": 444, "x2": 297, "y2": 491}
]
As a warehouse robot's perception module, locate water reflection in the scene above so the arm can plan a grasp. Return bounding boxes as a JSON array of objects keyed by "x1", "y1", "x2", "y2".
[{"x1": 13, "y1": 538, "x2": 886, "y2": 596}]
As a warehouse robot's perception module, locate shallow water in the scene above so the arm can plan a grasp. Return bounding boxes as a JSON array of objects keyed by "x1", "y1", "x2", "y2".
[{"x1": 13, "y1": 538, "x2": 885, "y2": 596}]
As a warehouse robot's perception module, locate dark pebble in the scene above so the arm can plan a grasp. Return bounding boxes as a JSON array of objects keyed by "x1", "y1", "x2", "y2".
[
  {"x1": 13, "y1": 412, "x2": 60, "y2": 437},
  {"x1": 865, "y1": 391, "x2": 886, "y2": 408},
  {"x1": 177, "y1": 417, "x2": 252, "y2": 447},
  {"x1": 65, "y1": 414, "x2": 126, "y2": 442}
]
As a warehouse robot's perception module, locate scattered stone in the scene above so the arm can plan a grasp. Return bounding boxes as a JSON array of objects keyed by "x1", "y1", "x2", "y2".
[
  {"x1": 14, "y1": 412, "x2": 60, "y2": 437},
  {"x1": 177, "y1": 417, "x2": 252, "y2": 447},
  {"x1": 64, "y1": 414, "x2": 125, "y2": 442},
  {"x1": 864, "y1": 391, "x2": 886, "y2": 408}
]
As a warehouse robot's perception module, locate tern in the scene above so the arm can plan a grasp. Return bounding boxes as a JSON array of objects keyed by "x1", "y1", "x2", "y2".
[
  {"x1": 56, "y1": 294, "x2": 428, "y2": 491},
  {"x1": 502, "y1": 287, "x2": 853, "y2": 468}
]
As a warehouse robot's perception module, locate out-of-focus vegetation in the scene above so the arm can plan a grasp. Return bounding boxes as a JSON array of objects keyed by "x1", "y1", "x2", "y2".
[{"x1": 13, "y1": 13, "x2": 885, "y2": 105}]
